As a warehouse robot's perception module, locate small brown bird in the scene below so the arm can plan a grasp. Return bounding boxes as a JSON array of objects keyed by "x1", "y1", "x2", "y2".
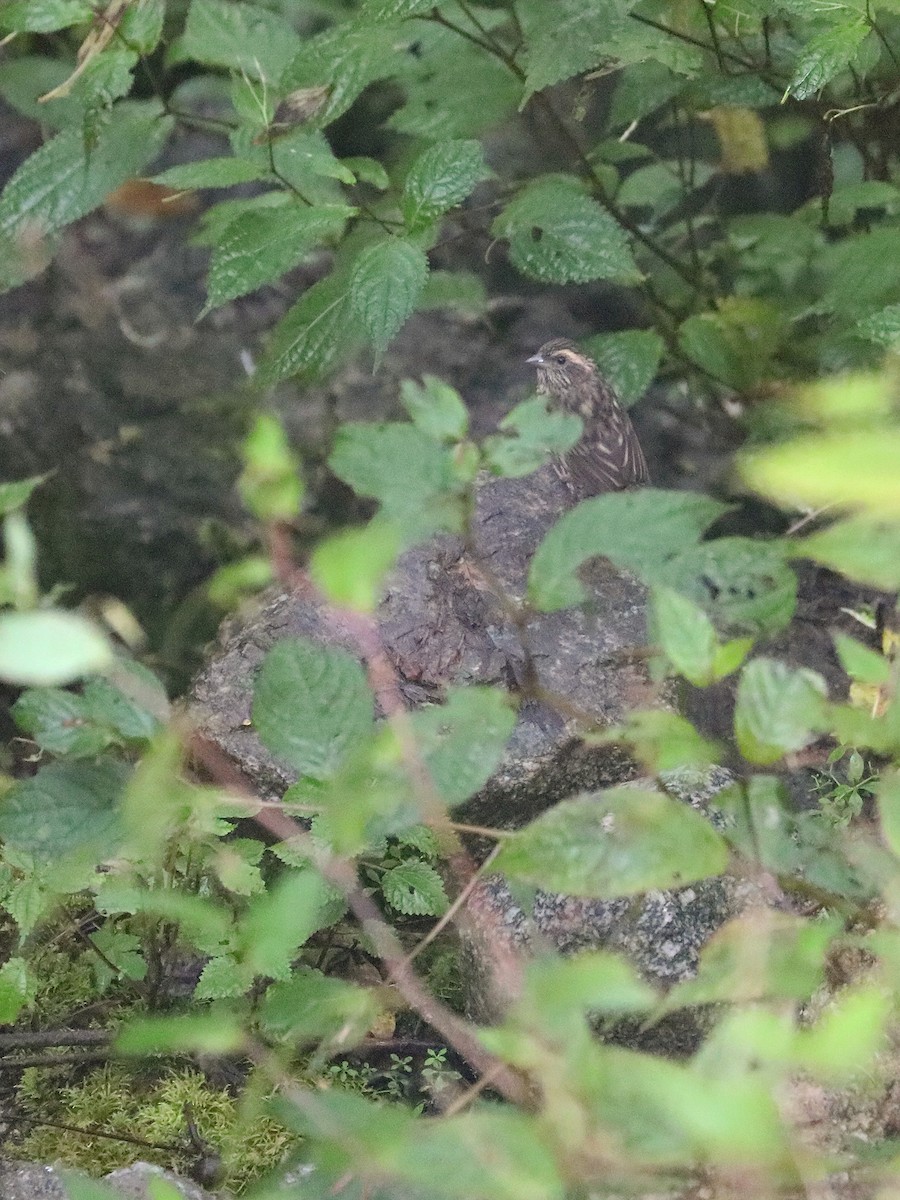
[{"x1": 527, "y1": 337, "x2": 649, "y2": 497}]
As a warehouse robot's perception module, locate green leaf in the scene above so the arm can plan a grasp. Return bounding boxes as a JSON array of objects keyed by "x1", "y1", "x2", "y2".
[
  {"x1": 833, "y1": 632, "x2": 890, "y2": 686},
  {"x1": 583, "y1": 330, "x2": 664, "y2": 407},
  {"x1": 734, "y1": 657, "x2": 828, "y2": 765},
  {"x1": 388, "y1": 23, "x2": 520, "y2": 140},
  {"x1": 349, "y1": 238, "x2": 429, "y2": 358},
  {"x1": 179, "y1": 0, "x2": 302, "y2": 81},
  {"x1": 521, "y1": 951, "x2": 657, "y2": 1026},
  {"x1": 652, "y1": 586, "x2": 750, "y2": 686},
  {"x1": 788, "y1": 18, "x2": 867, "y2": 101},
  {"x1": 817, "y1": 228, "x2": 900, "y2": 318},
  {"x1": 206, "y1": 203, "x2": 354, "y2": 311},
  {"x1": 0, "y1": 610, "x2": 112, "y2": 686},
  {"x1": 152, "y1": 157, "x2": 269, "y2": 189},
  {"x1": 0, "y1": 103, "x2": 173, "y2": 291},
  {"x1": 678, "y1": 299, "x2": 782, "y2": 391},
  {"x1": 402, "y1": 139, "x2": 490, "y2": 229},
  {"x1": 252, "y1": 638, "x2": 374, "y2": 779},
  {"x1": 594, "y1": 709, "x2": 720, "y2": 773},
  {"x1": 668, "y1": 911, "x2": 834, "y2": 1008},
  {"x1": 656, "y1": 537, "x2": 797, "y2": 637},
  {"x1": 796, "y1": 984, "x2": 890, "y2": 1081},
  {"x1": 483, "y1": 397, "x2": 582, "y2": 478},
  {"x1": 0, "y1": 56, "x2": 72, "y2": 125},
  {"x1": 116, "y1": 1011, "x2": 244, "y2": 1055},
  {"x1": 798, "y1": 516, "x2": 900, "y2": 589},
  {"x1": 492, "y1": 174, "x2": 639, "y2": 285},
  {"x1": 264, "y1": 127, "x2": 358, "y2": 188},
  {"x1": 0, "y1": 957, "x2": 30, "y2": 1024},
  {"x1": 342, "y1": 155, "x2": 390, "y2": 189},
  {"x1": 238, "y1": 414, "x2": 304, "y2": 522},
  {"x1": 241, "y1": 868, "x2": 345, "y2": 977},
  {"x1": 413, "y1": 686, "x2": 516, "y2": 807},
  {"x1": 329, "y1": 421, "x2": 460, "y2": 538},
  {"x1": 400, "y1": 376, "x2": 469, "y2": 441},
  {"x1": 382, "y1": 859, "x2": 449, "y2": 915},
  {"x1": 119, "y1": 0, "x2": 165, "y2": 55},
  {"x1": 258, "y1": 270, "x2": 358, "y2": 384},
  {"x1": 519, "y1": 0, "x2": 631, "y2": 101},
  {"x1": 311, "y1": 520, "x2": 402, "y2": 612},
  {"x1": 743, "y1": 430, "x2": 900, "y2": 515},
  {"x1": 261, "y1": 966, "x2": 380, "y2": 1042},
  {"x1": 0, "y1": 759, "x2": 127, "y2": 861},
  {"x1": 495, "y1": 787, "x2": 728, "y2": 898},
  {"x1": 280, "y1": 20, "x2": 403, "y2": 128},
  {"x1": 57, "y1": 1176, "x2": 121, "y2": 1200},
  {"x1": 13, "y1": 687, "x2": 114, "y2": 757},
  {"x1": 0, "y1": 474, "x2": 49, "y2": 516},
  {"x1": 528, "y1": 490, "x2": 727, "y2": 610},
  {"x1": 0, "y1": 1, "x2": 92, "y2": 33}
]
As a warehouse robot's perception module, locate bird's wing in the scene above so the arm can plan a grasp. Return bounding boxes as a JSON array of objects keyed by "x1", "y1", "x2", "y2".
[{"x1": 562, "y1": 406, "x2": 650, "y2": 497}]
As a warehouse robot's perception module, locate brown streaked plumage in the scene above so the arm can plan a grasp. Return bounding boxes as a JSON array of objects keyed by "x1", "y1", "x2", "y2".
[{"x1": 526, "y1": 337, "x2": 649, "y2": 497}]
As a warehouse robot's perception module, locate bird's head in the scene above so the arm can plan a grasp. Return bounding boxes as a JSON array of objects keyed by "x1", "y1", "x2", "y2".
[{"x1": 526, "y1": 338, "x2": 599, "y2": 401}]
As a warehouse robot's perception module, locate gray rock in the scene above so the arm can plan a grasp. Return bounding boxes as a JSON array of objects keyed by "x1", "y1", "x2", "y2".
[
  {"x1": 0, "y1": 1161, "x2": 220, "y2": 1200},
  {"x1": 191, "y1": 461, "x2": 662, "y2": 827}
]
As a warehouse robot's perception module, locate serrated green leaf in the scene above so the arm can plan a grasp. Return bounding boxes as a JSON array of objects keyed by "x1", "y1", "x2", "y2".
[
  {"x1": 280, "y1": 20, "x2": 403, "y2": 128},
  {"x1": 519, "y1": 0, "x2": 632, "y2": 100},
  {"x1": 180, "y1": 0, "x2": 302, "y2": 81},
  {"x1": 400, "y1": 376, "x2": 469, "y2": 441},
  {"x1": 734, "y1": 657, "x2": 828, "y2": 764},
  {"x1": 584, "y1": 330, "x2": 664, "y2": 406},
  {"x1": 528, "y1": 490, "x2": 727, "y2": 611},
  {"x1": 402, "y1": 139, "x2": 490, "y2": 229},
  {"x1": 484, "y1": 396, "x2": 582, "y2": 478},
  {"x1": 258, "y1": 270, "x2": 358, "y2": 384},
  {"x1": 349, "y1": 238, "x2": 429, "y2": 357},
  {"x1": 0, "y1": 104, "x2": 173, "y2": 291},
  {"x1": 0, "y1": 759, "x2": 127, "y2": 861},
  {"x1": 492, "y1": 174, "x2": 639, "y2": 285},
  {"x1": 153, "y1": 157, "x2": 268, "y2": 189},
  {"x1": 412, "y1": 686, "x2": 516, "y2": 807},
  {"x1": 0, "y1": 610, "x2": 113, "y2": 686},
  {"x1": 206, "y1": 203, "x2": 353, "y2": 310},
  {"x1": 495, "y1": 787, "x2": 729, "y2": 898},
  {"x1": 252, "y1": 638, "x2": 374, "y2": 779},
  {"x1": 0, "y1": 0, "x2": 92, "y2": 33},
  {"x1": 788, "y1": 18, "x2": 867, "y2": 100},
  {"x1": 382, "y1": 859, "x2": 449, "y2": 915}
]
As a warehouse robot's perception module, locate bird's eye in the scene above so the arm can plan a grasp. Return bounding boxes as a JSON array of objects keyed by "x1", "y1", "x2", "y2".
[{"x1": 554, "y1": 354, "x2": 568, "y2": 365}]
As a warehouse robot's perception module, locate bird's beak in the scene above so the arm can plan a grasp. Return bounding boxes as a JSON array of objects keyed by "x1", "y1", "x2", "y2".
[{"x1": 526, "y1": 353, "x2": 544, "y2": 365}]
